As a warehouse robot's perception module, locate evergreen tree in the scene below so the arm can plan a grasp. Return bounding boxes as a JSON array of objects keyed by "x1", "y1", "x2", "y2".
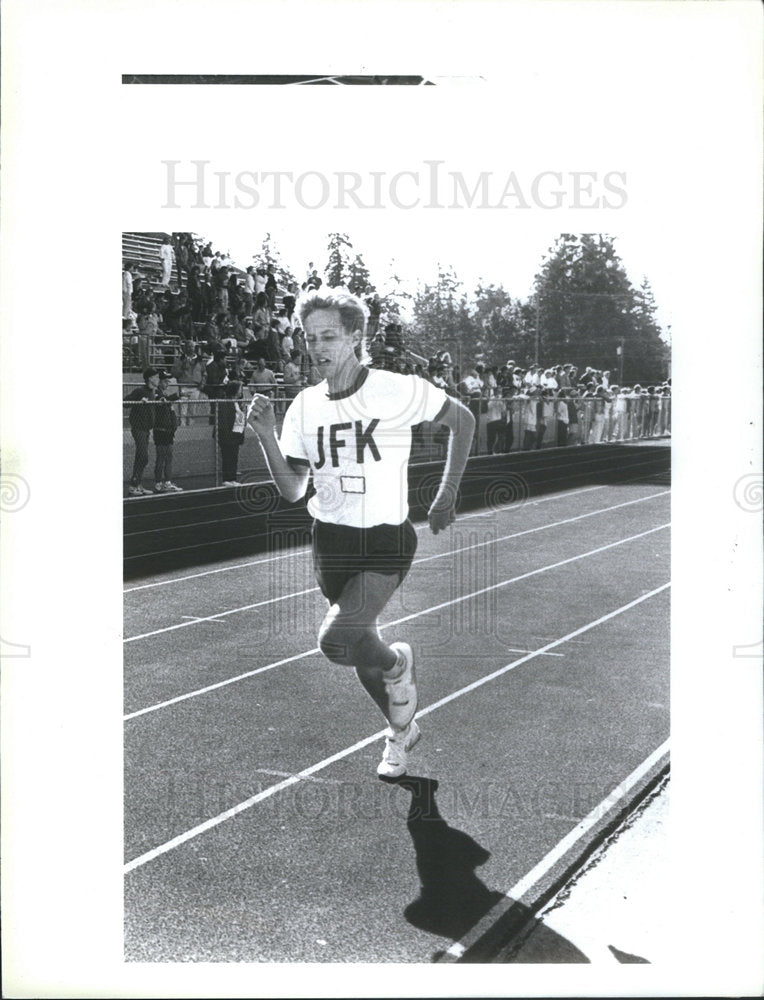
[
  {"x1": 627, "y1": 278, "x2": 670, "y2": 383},
  {"x1": 251, "y1": 232, "x2": 297, "y2": 290},
  {"x1": 348, "y1": 253, "x2": 373, "y2": 296},
  {"x1": 377, "y1": 262, "x2": 413, "y2": 326},
  {"x1": 324, "y1": 232, "x2": 353, "y2": 288},
  {"x1": 533, "y1": 234, "x2": 667, "y2": 379},
  {"x1": 411, "y1": 264, "x2": 476, "y2": 366}
]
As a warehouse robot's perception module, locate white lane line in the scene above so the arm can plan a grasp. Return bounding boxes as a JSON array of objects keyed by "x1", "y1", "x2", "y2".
[
  {"x1": 122, "y1": 485, "x2": 611, "y2": 593},
  {"x1": 124, "y1": 587, "x2": 319, "y2": 643},
  {"x1": 442, "y1": 737, "x2": 671, "y2": 961},
  {"x1": 124, "y1": 491, "x2": 669, "y2": 642},
  {"x1": 253, "y1": 768, "x2": 342, "y2": 785},
  {"x1": 504, "y1": 648, "x2": 564, "y2": 656},
  {"x1": 124, "y1": 524, "x2": 668, "y2": 721},
  {"x1": 123, "y1": 582, "x2": 670, "y2": 874}
]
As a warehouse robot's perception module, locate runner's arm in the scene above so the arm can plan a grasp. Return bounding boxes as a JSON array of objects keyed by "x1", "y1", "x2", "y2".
[
  {"x1": 429, "y1": 396, "x2": 475, "y2": 534},
  {"x1": 247, "y1": 395, "x2": 310, "y2": 503}
]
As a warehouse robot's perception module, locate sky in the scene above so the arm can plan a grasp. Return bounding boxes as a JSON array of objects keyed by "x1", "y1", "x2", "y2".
[{"x1": 202, "y1": 221, "x2": 675, "y2": 334}]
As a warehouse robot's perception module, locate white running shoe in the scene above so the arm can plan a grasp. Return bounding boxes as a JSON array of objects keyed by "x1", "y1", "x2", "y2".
[
  {"x1": 222, "y1": 480, "x2": 241, "y2": 487},
  {"x1": 383, "y1": 641, "x2": 418, "y2": 731},
  {"x1": 128, "y1": 485, "x2": 153, "y2": 496},
  {"x1": 377, "y1": 721, "x2": 421, "y2": 779},
  {"x1": 164, "y1": 481, "x2": 183, "y2": 492}
]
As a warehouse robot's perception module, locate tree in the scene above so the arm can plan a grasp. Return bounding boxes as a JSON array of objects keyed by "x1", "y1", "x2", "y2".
[
  {"x1": 377, "y1": 261, "x2": 413, "y2": 326},
  {"x1": 348, "y1": 253, "x2": 373, "y2": 296},
  {"x1": 324, "y1": 232, "x2": 354, "y2": 288},
  {"x1": 627, "y1": 278, "x2": 671, "y2": 383},
  {"x1": 532, "y1": 234, "x2": 667, "y2": 380},
  {"x1": 410, "y1": 264, "x2": 476, "y2": 366},
  {"x1": 251, "y1": 232, "x2": 297, "y2": 290},
  {"x1": 470, "y1": 282, "x2": 537, "y2": 365}
]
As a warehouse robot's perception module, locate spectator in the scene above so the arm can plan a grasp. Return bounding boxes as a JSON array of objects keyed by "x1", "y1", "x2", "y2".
[
  {"x1": 125, "y1": 368, "x2": 159, "y2": 495},
  {"x1": 611, "y1": 385, "x2": 627, "y2": 441},
  {"x1": 282, "y1": 282, "x2": 297, "y2": 321},
  {"x1": 214, "y1": 264, "x2": 229, "y2": 312},
  {"x1": 203, "y1": 348, "x2": 229, "y2": 426},
  {"x1": 520, "y1": 387, "x2": 539, "y2": 450},
  {"x1": 246, "y1": 324, "x2": 270, "y2": 363},
  {"x1": 539, "y1": 387, "x2": 555, "y2": 448},
  {"x1": 280, "y1": 324, "x2": 295, "y2": 364},
  {"x1": 265, "y1": 267, "x2": 278, "y2": 310},
  {"x1": 244, "y1": 266, "x2": 255, "y2": 314},
  {"x1": 217, "y1": 380, "x2": 248, "y2": 486},
  {"x1": 292, "y1": 324, "x2": 307, "y2": 366},
  {"x1": 227, "y1": 270, "x2": 241, "y2": 315},
  {"x1": 249, "y1": 356, "x2": 277, "y2": 398},
  {"x1": 159, "y1": 236, "x2": 173, "y2": 288},
  {"x1": 265, "y1": 318, "x2": 283, "y2": 368},
  {"x1": 566, "y1": 388, "x2": 581, "y2": 445},
  {"x1": 485, "y1": 388, "x2": 506, "y2": 455},
  {"x1": 368, "y1": 330, "x2": 387, "y2": 366},
  {"x1": 253, "y1": 292, "x2": 269, "y2": 331},
  {"x1": 122, "y1": 262, "x2": 134, "y2": 318},
  {"x1": 282, "y1": 349, "x2": 304, "y2": 401},
  {"x1": 589, "y1": 386, "x2": 609, "y2": 443},
  {"x1": 152, "y1": 371, "x2": 183, "y2": 493},
  {"x1": 137, "y1": 302, "x2": 159, "y2": 368},
  {"x1": 556, "y1": 389, "x2": 570, "y2": 447},
  {"x1": 254, "y1": 268, "x2": 267, "y2": 298}
]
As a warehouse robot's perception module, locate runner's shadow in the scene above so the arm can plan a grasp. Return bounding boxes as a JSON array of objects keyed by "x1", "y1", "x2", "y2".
[
  {"x1": 391, "y1": 774, "x2": 596, "y2": 963},
  {"x1": 393, "y1": 775, "x2": 505, "y2": 942}
]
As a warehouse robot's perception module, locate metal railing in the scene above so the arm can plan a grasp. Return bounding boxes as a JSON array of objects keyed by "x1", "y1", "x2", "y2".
[{"x1": 123, "y1": 390, "x2": 671, "y2": 496}]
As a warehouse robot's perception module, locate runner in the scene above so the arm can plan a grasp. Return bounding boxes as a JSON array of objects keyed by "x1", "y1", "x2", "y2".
[{"x1": 247, "y1": 290, "x2": 475, "y2": 777}]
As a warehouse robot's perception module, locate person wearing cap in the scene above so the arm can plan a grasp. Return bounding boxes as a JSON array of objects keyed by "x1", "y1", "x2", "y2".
[
  {"x1": 125, "y1": 368, "x2": 159, "y2": 496},
  {"x1": 152, "y1": 372, "x2": 183, "y2": 493}
]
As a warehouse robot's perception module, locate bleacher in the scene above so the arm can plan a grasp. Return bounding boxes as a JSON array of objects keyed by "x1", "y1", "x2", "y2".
[{"x1": 122, "y1": 232, "x2": 180, "y2": 291}]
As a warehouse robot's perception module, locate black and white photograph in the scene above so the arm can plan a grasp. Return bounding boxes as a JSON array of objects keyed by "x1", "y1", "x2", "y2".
[{"x1": 2, "y1": 1, "x2": 762, "y2": 996}]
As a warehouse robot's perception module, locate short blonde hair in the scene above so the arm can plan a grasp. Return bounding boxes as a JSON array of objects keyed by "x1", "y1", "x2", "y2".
[
  {"x1": 297, "y1": 288, "x2": 368, "y2": 338},
  {"x1": 297, "y1": 288, "x2": 370, "y2": 364}
]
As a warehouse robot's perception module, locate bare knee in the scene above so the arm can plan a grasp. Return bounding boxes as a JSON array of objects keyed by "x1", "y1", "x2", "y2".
[{"x1": 318, "y1": 617, "x2": 377, "y2": 667}]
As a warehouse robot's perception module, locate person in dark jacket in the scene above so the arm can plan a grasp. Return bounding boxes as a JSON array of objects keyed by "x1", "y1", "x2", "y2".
[
  {"x1": 217, "y1": 380, "x2": 247, "y2": 486},
  {"x1": 125, "y1": 367, "x2": 159, "y2": 495},
  {"x1": 152, "y1": 371, "x2": 183, "y2": 493},
  {"x1": 265, "y1": 267, "x2": 278, "y2": 310}
]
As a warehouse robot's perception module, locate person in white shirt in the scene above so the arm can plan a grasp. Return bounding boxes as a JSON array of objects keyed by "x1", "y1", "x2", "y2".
[
  {"x1": 247, "y1": 289, "x2": 474, "y2": 779},
  {"x1": 159, "y1": 237, "x2": 173, "y2": 288}
]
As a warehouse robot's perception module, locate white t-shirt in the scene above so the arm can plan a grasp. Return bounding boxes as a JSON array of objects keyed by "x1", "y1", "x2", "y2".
[{"x1": 279, "y1": 368, "x2": 449, "y2": 528}]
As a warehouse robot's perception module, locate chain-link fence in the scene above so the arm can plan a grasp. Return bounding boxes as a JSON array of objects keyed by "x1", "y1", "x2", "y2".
[{"x1": 123, "y1": 389, "x2": 671, "y2": 496}]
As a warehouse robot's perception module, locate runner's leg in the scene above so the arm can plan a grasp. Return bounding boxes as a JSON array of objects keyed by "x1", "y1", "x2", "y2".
[{"x1": 318, "y1": 570, "x2": 404, "y2": 722}]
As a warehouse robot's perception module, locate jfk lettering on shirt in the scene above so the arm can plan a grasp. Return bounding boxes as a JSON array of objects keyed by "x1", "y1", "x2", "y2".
[{"x1": 314, "y1": 419, "x2": 381, "y2": 468}]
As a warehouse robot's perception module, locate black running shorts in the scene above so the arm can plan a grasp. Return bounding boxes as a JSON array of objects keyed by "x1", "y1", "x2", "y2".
[{"x1": 311, "y1": 519, "x2": 418, "y2": 604}]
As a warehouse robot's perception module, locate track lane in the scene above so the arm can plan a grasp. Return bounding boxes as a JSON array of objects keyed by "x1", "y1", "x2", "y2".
[
  {"x1": 124, "y1": 527, "x2": 669, "y2": 862},
  {"x1": 124, "y1": 489, "x2": 669, "y2": 714},
  {"x1": 124, "y1": 583, "x2": 669, "y2": 962}
]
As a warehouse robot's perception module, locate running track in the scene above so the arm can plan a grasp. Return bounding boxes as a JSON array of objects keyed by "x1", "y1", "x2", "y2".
[{"x1": 124, "y1": 479, "x2": 670, "y2": 962}]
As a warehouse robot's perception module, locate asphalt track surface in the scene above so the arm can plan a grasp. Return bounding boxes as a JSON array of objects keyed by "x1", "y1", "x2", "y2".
[{"x1": 124, "y1": 480, "x2": 670, "y2": 962}]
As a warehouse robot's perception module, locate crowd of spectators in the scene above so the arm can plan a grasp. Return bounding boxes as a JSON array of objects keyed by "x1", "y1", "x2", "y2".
[
  {"x1": 123, "y1": 236, "x2": 670, "y2": 493},
  {"x1": 122, "y1": 236, "x2": 319, "y2": 389},
  {"x1": 418, "y1": 357, "x2": 671, "y2": 452}
]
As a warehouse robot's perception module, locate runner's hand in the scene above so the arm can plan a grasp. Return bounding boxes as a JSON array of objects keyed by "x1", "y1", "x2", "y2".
[
  {"x1": 428, "y1": 492, "x2": 457, "y2": 534},
  {"x1": 247, "y1": 394, "x2": 276, "y2": 435}
]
